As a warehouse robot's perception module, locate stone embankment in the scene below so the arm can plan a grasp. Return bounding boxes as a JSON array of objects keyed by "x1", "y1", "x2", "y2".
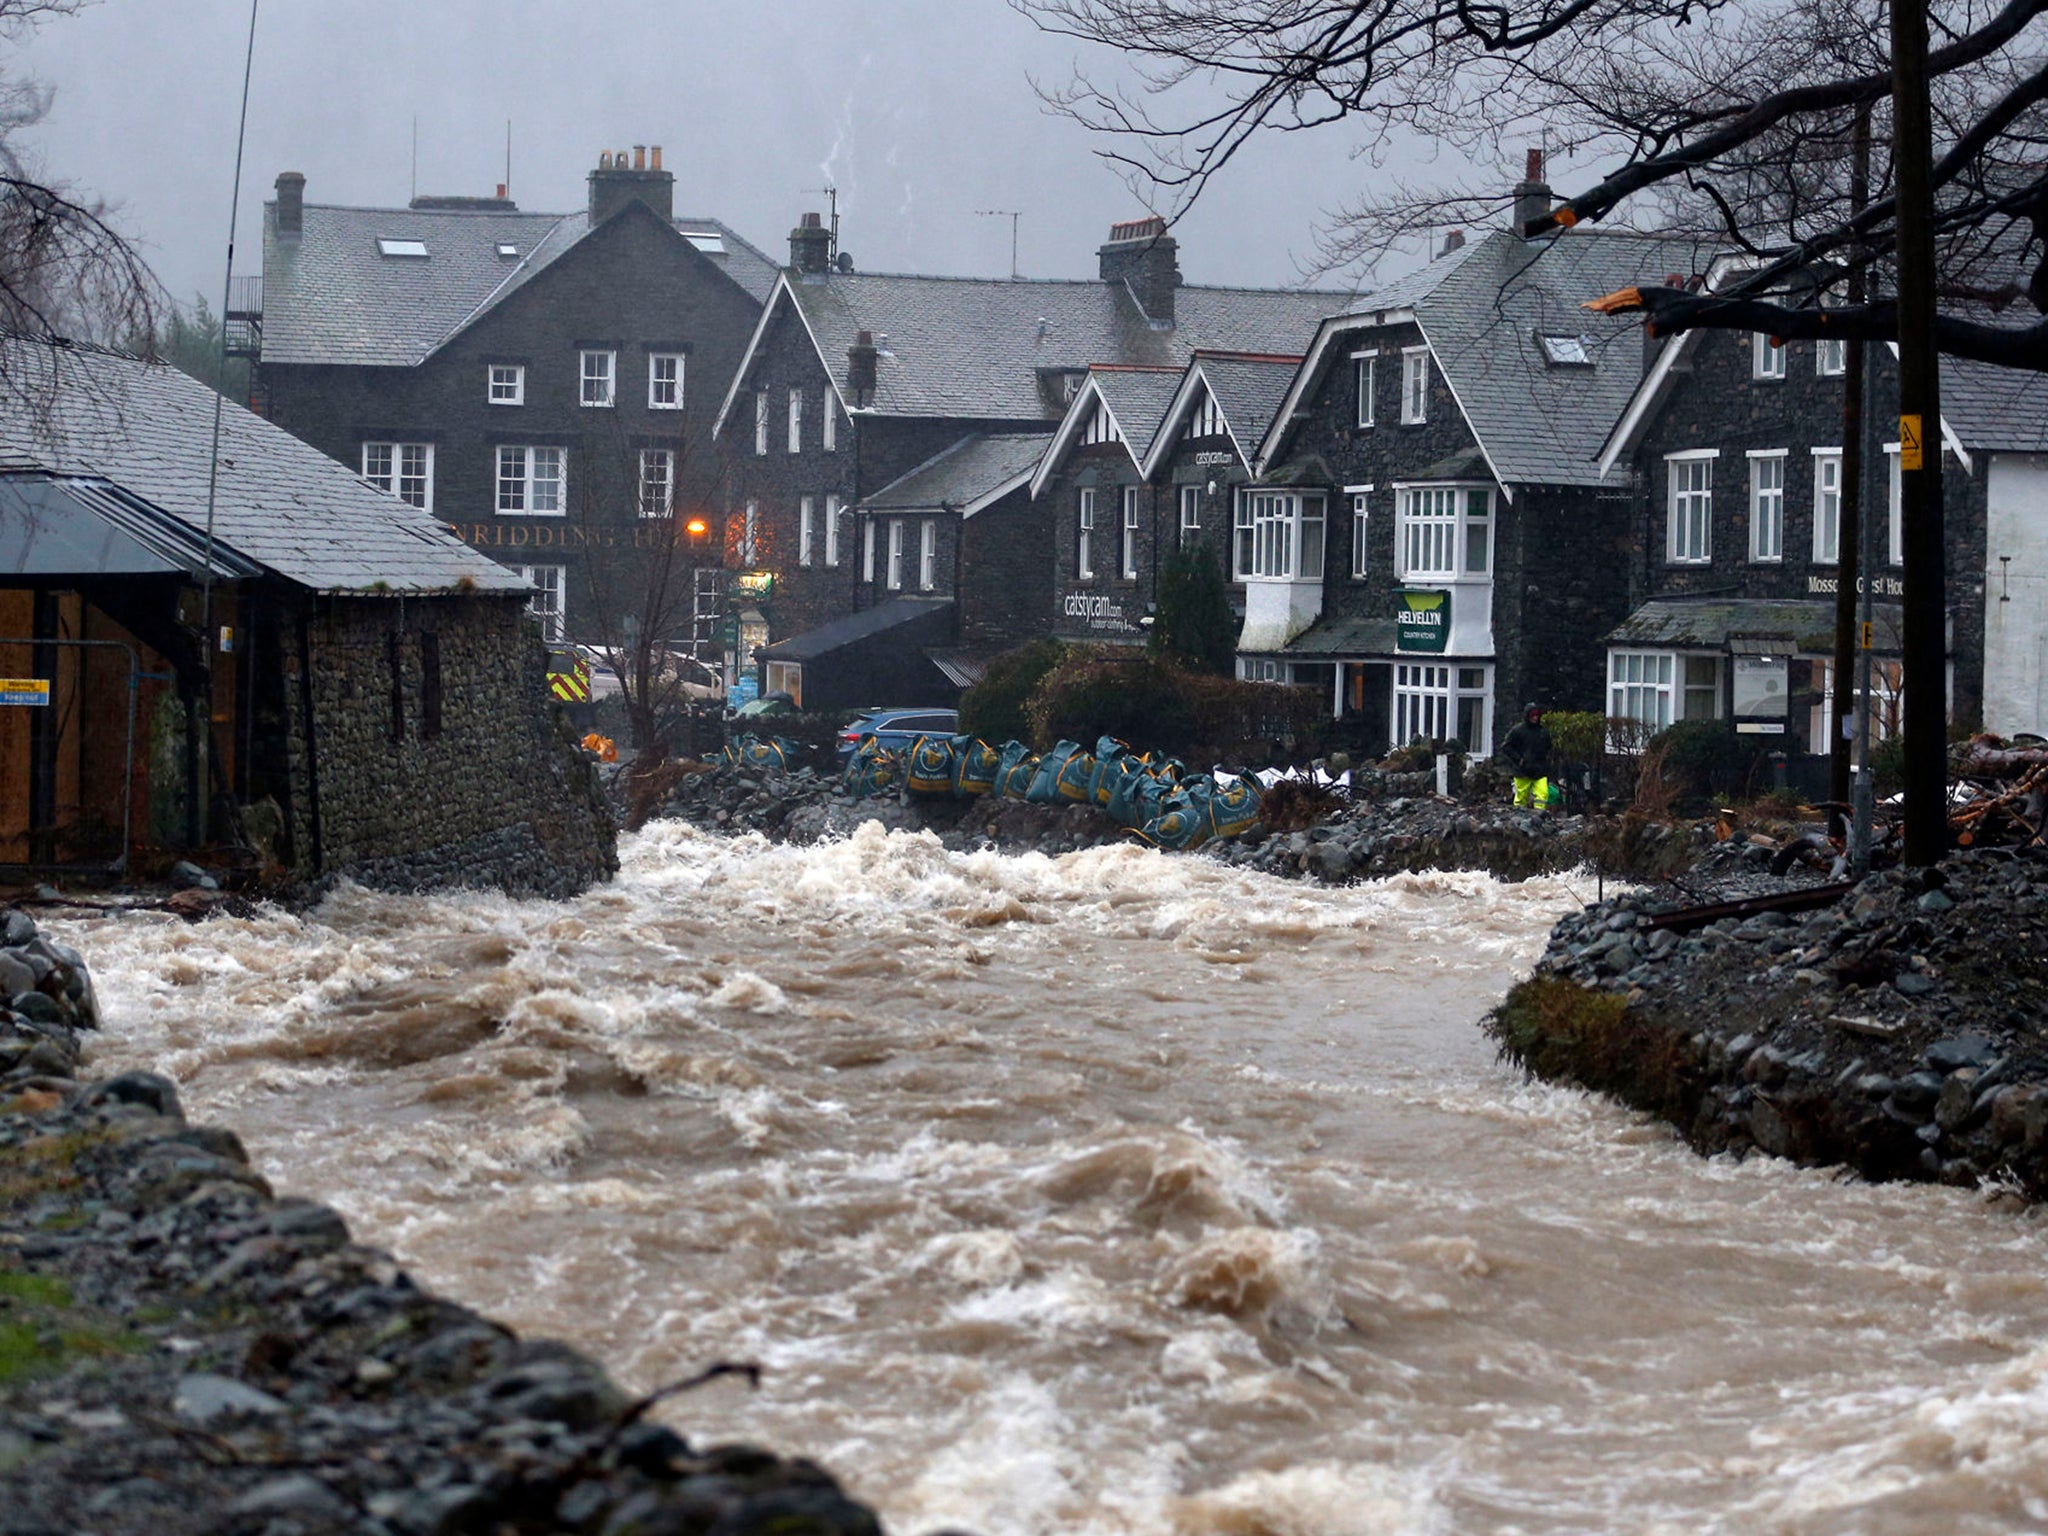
[
  {"x1": 0, "y1": 909, "x2": 882, "y2": 1536},
  {"x1": 635, "y1": 759, "x2": 1705, "y2": 884},
  {"x1": 1491, "y1": 846, "x2": 2048, "y2": 1194}
]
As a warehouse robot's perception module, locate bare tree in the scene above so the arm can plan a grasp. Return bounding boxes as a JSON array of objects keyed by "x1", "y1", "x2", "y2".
[{"x1": 0, "y1": 1, "x2": 161, "y2": 348}]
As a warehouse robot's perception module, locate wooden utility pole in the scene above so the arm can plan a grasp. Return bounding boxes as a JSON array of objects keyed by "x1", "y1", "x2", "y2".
[
  {"x1": 1830, "y1": 107, "x2": 1873, "y2": 809},
  {"x1": 1891, "y1": 0, "x2": 1947, "y2": 867}
]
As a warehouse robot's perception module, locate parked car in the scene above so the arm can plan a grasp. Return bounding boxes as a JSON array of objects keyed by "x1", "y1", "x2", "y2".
[
  {"x1": 731, "y1": 692, "x2": 799, "y2": 721},
  {"x1": 836, "y1": 706, "x2": 959, "y2": 765}
]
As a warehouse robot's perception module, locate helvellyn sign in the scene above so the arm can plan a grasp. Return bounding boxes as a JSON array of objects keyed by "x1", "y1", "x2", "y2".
[{"x1": 1395, "y1": 589, "x2": 1450, "y2": 653}]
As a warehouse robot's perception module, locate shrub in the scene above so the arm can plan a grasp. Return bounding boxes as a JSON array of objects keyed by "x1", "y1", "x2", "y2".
[
  {"x1": 1647, "y1": 718, "x2": 1770, "y2": 801},
  {"x1": 1544, "y1": 710, "x2": 1607, "y2": 766},
  {"x1": 959, "y1": 637, "x2": 1068, "y2": 745},
  {"x1": 1024, "y1": 652, "x2": 1323, "y2": 761},
  {"x1": 1150, "y1": 542, "x2": 1236, "y2": 675}
]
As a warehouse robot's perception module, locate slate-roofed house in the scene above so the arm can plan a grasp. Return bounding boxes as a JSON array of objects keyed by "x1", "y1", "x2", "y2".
[
  {"x1": 710, "y1": 214, "x2": 1355, "y2": 680},
  {"x1": 1238, "y1": 160, "x2": 1715, "y2": 755},
  {"x1": 1599, "y1": 308, "x2": 2048, "y2": 752},
  {"x1": 0, "y1": 336, "x2": 614, "y2": 894},
  {"x1": 253, "y1": 147, "x2": 773, "y2": 652}
]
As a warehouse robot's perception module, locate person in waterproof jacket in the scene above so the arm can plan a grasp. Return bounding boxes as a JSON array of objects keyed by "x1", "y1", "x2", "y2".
[{"x1": 1501, "y1": 703, "x2": 1554, "y2": 811}]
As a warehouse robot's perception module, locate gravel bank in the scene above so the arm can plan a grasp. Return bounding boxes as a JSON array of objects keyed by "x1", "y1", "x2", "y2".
[
  {"x1": 1491, "y1": 846, "x2": 2048, "y2": 1195},
  {"x1": 0, "y1": 909, "x2": 883, "y2": 1536}
]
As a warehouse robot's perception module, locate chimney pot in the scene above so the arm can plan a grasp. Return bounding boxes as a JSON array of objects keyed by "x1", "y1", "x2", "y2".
[
  {"x1": 496, "y1": 183, "x2": 507, "y2": 199},
  {"x1": 790, "y1": 211, "x2": 833, "y2": 274},
  {"x1": 1526, "y1": 148, "x2": 1544, "y2": 182},
  {"x1": 274, "y1": 170, "x2": 306, "y2": 238},
  {"x1": 650, "y1": 145, "x2": 662, "y2": 170},
  {"x1": 588, "y1": 144, "x2": 675, "y2": 226},
  {"x1": 633, "y1": 145, "x2": 646, "y2": 170},
  {"x1": 1512, "y1": 147, "x2": 1554, "y2": 238},
  {"x1": 599, "y1": 150, "x2": 611, "y2": 170},
  {"x1": 1441, "y1": 228, "x2": 1465, "y2": 256}
]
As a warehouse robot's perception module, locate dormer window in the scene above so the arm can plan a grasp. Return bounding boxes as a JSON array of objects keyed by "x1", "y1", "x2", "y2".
[
  {"x1": 496, "y1": 243, "x2": 520, "y2": 259},
  {"x1": 1539, "y1": 334, "x2": 1592, "y2": 367},
  {"x1": 377, "y1": 238, "x2": 429, "y2": 258}
]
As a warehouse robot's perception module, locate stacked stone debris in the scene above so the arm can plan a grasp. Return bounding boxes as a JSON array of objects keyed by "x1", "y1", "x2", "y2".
[
  {"x1": 0, "y1": 907, "x2": 882, "y2": 1536},
  {"x1": 1495, "y1": 846, "x2": 2048, "y2": 1194}
]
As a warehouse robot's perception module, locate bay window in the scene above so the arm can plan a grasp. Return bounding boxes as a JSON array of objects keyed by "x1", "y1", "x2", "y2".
[
  {"x1": 1236, "y1": 490, "x2": 1326, "y2": 581},
  {"x1": 1392, "y1": 663, "x2": 1492, "y2": 754},
  {"x1": 1609, "y1": 650, "x2": 1675, "y2": 729},
  {"x1": 1666, "y1": 453, "x2": 1714, "y2": 564},
  {"x1": 1396, "y1": 484, "x2": 1490, "y2": 581}
]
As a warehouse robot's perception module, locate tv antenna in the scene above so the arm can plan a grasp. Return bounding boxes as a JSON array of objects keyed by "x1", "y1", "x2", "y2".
[
  {"x1": 804, "y1": 185, "x2": 840, "y2": 258},
  {"x1": 976, "y1": 209, "x2": 1022, "y2": 280}
]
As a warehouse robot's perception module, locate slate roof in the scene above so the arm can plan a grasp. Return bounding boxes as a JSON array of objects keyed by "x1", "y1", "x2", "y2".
[
  {"x1": 768, "y1": 270, "x2": 1357, "y2": 423},
  {"x1": 1143, "y1": 352, "x2": 1301, "y2": 475},
  {"x1": 1263, "y1": 228, "x2": 1719, "y2": 488},
  {"x1": 1090, "y1": 366, "x2": 1186, "y2": 462},
  {"x1": 1605, "y1": 597, "x2": 1903, "y2": 654},
  {"x1": 1275, "y1": 616, "x2": 1399, "y2": 656},
  {"x1": 0, "y1": 337, "x2": 527, "y2": 595},
  {"x1": 863, "y1": 432, "x2": 1049, "y2": 516},
  {"x1": 260, "y1": 201, "x2": 778, "y2": 367},
  {"x1": 1939, "y1": 355, "x2": 2048, "y2": 454},
  {"x1": 758, "y1": 596, "x2": 954, "y2": 661}
]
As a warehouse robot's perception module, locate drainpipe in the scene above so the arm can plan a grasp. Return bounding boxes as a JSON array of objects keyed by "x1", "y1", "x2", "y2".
[{"x1": 295, "y1": 609, "x2": 325, "y2": 875}]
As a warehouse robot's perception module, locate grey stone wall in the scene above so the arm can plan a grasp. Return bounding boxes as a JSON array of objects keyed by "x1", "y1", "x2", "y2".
[
  {"x1": 279, "y1": 594, "x2": 616, "y2": 897},
  {"x1": 1043, "y1": 439, "x2": 1160, "y2": 643}
]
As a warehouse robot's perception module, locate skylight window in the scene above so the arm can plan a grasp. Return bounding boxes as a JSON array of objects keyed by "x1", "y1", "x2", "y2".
[
  {"x1": 377, "y1": 238, "x2": 429, "y2": 258},
  {"x1": 496, "y1": 243, "x2": 519, "y2": 259},
  {"x1": 1540, "y1": 334, "x2": 1593, "y2": 366},
  {"x1": 684, "y1": 232, "x2": 726, "y2": 254}
]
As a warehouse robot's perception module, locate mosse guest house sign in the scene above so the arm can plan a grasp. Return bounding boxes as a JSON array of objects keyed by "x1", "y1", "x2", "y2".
[{"x1": 1395, "y1": 590, "x2": 1451, "y2": 654}]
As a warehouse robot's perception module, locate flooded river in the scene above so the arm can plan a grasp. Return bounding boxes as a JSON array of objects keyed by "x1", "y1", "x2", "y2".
[{"x1": 47, "y1": 822, "x2": 2048, "y2": 1535}]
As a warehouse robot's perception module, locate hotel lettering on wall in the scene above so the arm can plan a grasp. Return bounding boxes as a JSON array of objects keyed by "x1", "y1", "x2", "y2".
[
  {"x1": 1060, "y1": 591, "x2": 1140, "y2": 634},
  {"x1": 1395, "y1": 589, "x2": 1451, "y2": 654},
  {"x1": 1808, "y1": 573, "x2": 1905, "y2": 597},
  {"x1": 445, "y1": 522, "x2": 692, "y2": 551}
]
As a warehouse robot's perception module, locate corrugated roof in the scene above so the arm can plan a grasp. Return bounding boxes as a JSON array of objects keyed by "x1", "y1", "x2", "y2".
[
  {"x1": 0, "y1": 337, "x2": 527, "y2": 595},
  {"x1": 782, "y1": 270, "x2": 1357, "y2": 422},
  {"x1": 863, "y1": 432, "x2": 1049, "y2": 515},
  {"x1": 260, "y1": 200, "x2": 778, "y2": 367}
]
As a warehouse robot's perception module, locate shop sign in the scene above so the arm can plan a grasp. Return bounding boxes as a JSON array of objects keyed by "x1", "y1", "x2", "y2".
[
  {"x1": 729, "y1": 570, "x2": 775, "y2": 599},
  {"x1": 1733, "y1": 656, "x2": 1790, "y2": 717},
  {"x1": 0, "y1": 678, "x2": 48, "y2": 706},
  {"x1": 1193, "y1": 451, "x2": 1235, "y2": 467},
  {"x1": 1808, "y1": 573, "x2": 1903, "y2": 597},
  {"x1": 1060, "y1": 591, "x2": 1140, "y2": 633},
  {"x1": 1394, "y1": 589, "x2": 1450, "y2": 653}
]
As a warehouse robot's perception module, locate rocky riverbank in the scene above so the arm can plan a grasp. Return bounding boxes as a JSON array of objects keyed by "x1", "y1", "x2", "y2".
[
  {"x1": 0, "y1": 909, "x2": 882, "y2": 1536},
  {"x1": 632, "y1": 757, "x2": 1713, "y2": 885},
  {"x1": 1491, "y1": 846, "x2": 2048, "y2": 1195}
]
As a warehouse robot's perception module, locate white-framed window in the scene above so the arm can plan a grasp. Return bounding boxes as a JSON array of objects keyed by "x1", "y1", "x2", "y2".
[
  {"x1": 1348, "y1": 486, "x2": 1371, "y2": 579},
  {"x1": 886, "y1": 518, "x2": 904, "y2": 590},
  {"x1": 487, "y1": 364, "x2": 524, "y2": 406},
  {"x1": 649, "y1": 353, "x2": 684, "y2": 410},
  {"x1": 740, "y1": 501, "x2": 759, "y2": 566},
  {"x1": 1192, "y1": 388, "x2": 1226, "y2": 439},
  {"x1": 1082, "y1": 403, "x2": 1119, "y2": 447},
  {"x1": 825, "y1": 493, "x2": 842, "y2": 567},
  {"x1": 1816, "y1": 337, "x2": 1847, "y2": 377},
  {"x1": 862, "y1": 517, "x2": 876, "y2": 581},
  {"x1": 1609, "y1": 649, "x2": 1676, "y2": 729},
  {"x1": 1078, "y1": 487, "x2": 1096, "y2": 579},
  {"x1": 1121, "y1": 486, "x2": 1140, "y2": 579},
  {"x1": 754, "y1": 390, "x2": 768, "y2": 457},
  {"x1": 361, "y1": 442, "x2": 433, "y2": 511},
  {"x1": 1178, "y1": 484, "x2": 1200, "y2": 547},
  {"x1": 1812, "y1": 448, "x2": 1842, "y2": 564},
  {"x1": 799, "y1": 496, "x2": 815, "y2": 567},
  {"x1": 580, "y1": 349, "x2": 615, "y2": 407},
  {"x1": 1237, "y1": 490, "x2": 1326, "y2": 581},
  {"x1": 1394, "y1": 662, "x2": 1450, "y2": 745},
  {"x1": 1353, "y1": 350, "x2": 1377, "y2": 428},
  {"x1": 1401, "y1": 347, "x2": 1429, "y2": 424},
  {"x1": 1395, "y1": 484, "x2": 1491, "y2": 580},
  {"x1": 1682, "y1": 654, "x2": 1722, "y2": 719},
  {"x1": 822, "y1": 395, "x2": 838, "y2": 452},
  {"x1": 1885, "y1": 443, "x2": 1904, "y2": 565},
  {"x1": 496, "y1": 446, "x2": 565, "y2": 515},
  {"x1": 518, "y1": 565, "x2": 564, "y2": 642},
  {"x1": 1753, "y1": 332, "x2": 1785, "y2": 380},
  {"x1": 638, "y1": 449, "x2": 674, "y2": 518},
  {"x1": 1666, "y1": 452, "x2": 1715, "y2": 564},
  {"x1": 919, "y1": 519, "x2": 937, "y2": 590},
  {"x1": 788, "y1": 388, "x2": 803, "y2": 453},
  {"x1": 1748, "y1": 450, "x2": 1785, "y2": 563}
]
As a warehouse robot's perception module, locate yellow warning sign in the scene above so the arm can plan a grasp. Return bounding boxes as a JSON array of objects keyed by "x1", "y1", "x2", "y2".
[
  {"x1": 1900, "y1": 414, "x2": 1924, "y2": 471},
  {"x1": 1860, "y1": 620, "x2": 1874, "y2": 651},
  {"x1": 0, "y1": 678, "x2": 49, "y2": 706}
]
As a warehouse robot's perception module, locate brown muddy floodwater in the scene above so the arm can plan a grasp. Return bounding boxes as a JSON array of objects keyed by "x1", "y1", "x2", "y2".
[{"x1": 47, "y1": 822, "x2": 2048, "y2": 1535}]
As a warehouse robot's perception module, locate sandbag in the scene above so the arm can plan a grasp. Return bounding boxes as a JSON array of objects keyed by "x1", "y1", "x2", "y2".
[
  {"x1": 1026, "y1": 741, "x2": 1081, "y2": 803},
  {"x1": 1055, "y1": 748, "x2": 1098, "y2": 804},
  {"x1": 844, "y1": 737, "x2": 901, "y2": 800},
  {"x1": 994, "y1": 741, "x2": 1039, "y2": 800},
  {"x1": 1087, "y1": 737, "x2": 1133, "y2": 806},
  {"x1": 1138, "y1": 787, "x2": 1213, "y2": 851},
  {"x1": 905, "y1": 734, "x2": 959, "y2": 797},
  {"x1": 953, "y1": 736, "x2": 1001, "y2": 798},
  {"x1": 1207, "y1": 775, "x2": 1262, "y2": 839},
  {"x1": 721, "y1": 733, "x2": 791, "y2": 772}
]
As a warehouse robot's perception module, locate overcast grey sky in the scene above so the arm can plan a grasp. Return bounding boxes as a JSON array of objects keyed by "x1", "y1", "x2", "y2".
[{"x1": 9, "y1": 0, "x2": 1490, "y2": 310}]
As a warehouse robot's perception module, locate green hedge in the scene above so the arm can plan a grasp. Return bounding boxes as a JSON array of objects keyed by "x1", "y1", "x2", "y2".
[
  {"x1": 1024, "y1": 651, "x2": 1322, "y2": 761},
  {"x1": 959, "y1": 637, "x2": 1068, "y2": 745}
]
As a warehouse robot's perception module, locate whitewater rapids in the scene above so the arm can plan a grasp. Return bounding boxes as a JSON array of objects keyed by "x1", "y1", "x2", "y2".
[{"x1": 47, "y1": 822, "x2": 2048, "y2": 1535}]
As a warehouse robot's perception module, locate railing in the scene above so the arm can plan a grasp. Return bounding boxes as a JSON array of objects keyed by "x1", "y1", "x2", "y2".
[{"x1": 225, "y1": 273, "x2": 263, "y2": 317}]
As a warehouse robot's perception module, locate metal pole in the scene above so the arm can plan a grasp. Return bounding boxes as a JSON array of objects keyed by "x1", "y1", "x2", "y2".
[
  {"x1": 1830, "y1": 108, "x2": 1872, "y2": 809},
  {"x1": 1891, "y1": 0, "x2": 1948, "y2": 867}
]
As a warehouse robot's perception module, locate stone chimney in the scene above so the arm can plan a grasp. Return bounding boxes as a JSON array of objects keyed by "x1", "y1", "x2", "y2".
[
  {"x1": 1513, "y1": 149, "x2": 1552, "y2": 237},
  {"x1": 1441, "y1": 229, "x2": 1466, "y2": 257},
  {"x1": 790, "y1": 211, "x2": 832, "y2": 275},
  {"x1": 588, "y1": 144, "x2": 674, "y2": 227},
  {"x1": 1099, "y1": 215, "x2": 1180, "y2": 328},
  {"x1": 846, "y1": 330, "x2": 878, "y2": 407},
  {"x1": 275, "y1": 171, "x2": 305, "y2": 239}
]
